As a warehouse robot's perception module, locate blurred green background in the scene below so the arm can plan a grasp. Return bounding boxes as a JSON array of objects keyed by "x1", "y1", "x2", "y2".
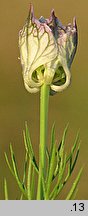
[{"x1": 0, "y1": 0, "x2": 88, "y2": 199}]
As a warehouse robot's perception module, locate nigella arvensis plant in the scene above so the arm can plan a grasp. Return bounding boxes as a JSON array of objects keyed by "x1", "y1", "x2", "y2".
[
  {"x1": 4, "y1": 5, "x2": 82, "y2": 200},
  {"x1": 19, "y1": 4, "x2": 77, "y2": 94}
]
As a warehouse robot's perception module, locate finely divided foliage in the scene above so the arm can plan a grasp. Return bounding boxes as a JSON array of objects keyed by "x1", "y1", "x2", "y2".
[{"x1": 5, "y1": 124, "x2": 82, "y2": 200}]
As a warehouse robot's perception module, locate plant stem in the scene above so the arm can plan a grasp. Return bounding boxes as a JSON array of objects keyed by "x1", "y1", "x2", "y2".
[{"x1": 37, "y1": 83, "x2": 50, "y2": 200}]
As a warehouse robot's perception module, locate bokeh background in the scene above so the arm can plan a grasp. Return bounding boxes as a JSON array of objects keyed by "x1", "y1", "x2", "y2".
[{"x1": 0, "y1": 0, "x2": 88, "y2": 199}]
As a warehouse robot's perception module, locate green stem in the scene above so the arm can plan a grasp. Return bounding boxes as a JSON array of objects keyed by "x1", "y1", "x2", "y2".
[{"x1": 37, "y1": 83, "x2": 50, "y2": 200}]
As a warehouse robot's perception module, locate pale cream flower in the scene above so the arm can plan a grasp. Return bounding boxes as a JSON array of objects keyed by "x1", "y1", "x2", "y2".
[{"x1": 19, "y1": 4, "x2": 78, "y2": 94}]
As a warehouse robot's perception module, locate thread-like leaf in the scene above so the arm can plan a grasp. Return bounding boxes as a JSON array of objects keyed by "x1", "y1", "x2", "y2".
[
  {"x1": 52, "y1": 124, "x2": 68, "y2": 181},
  {"x1": 50, "y1": 123, "x2": 55, "y2": 159},
  {"x1": 20, "y1": 153, "x2": 28, "y2": 200},
  {"x1": 46, "y1": 147, "x2": 50, "y2": 162},
  {"x1": 4, "y1": 178, "x2": 8, "y2": 200},
  {"x1": 57, "y1": 125, "x2": 68, "y2": 180},
  {"x1": 71, "y1": 188, "x2": 78, "y2": 200},
  {"x1": 49, "y1": 125, "x2": 68, "y2": 199},
  {"x1": 24, "y1": 123, "x2": 39, "y2": 174},
  {"x1": 50, "y1": 154, "x2": 67, "y2": 200},
  {"x1": 66, "y1": 167, "x2": 83, "y2": 200},
  {"x1": 22, "y1": 153, "x2": 28, "y2": 186},
  {"x1": 46, "y1": 124, "x2": 55, "y2": 182},
  {"x1": 52, "y1": 151, "x2": 60, "y2": 180},
  {"x1": 66, "y1": 131, "x2": 80, "y2": 163},
  {"x1": 42, "y1": 175, "x2": 46, "y2": 200},
  {"x1": 9, "y1": 144, "x2": 27, "y2": 199},
  {"x1": 46, "y1": 144, "x2": 56, "y2": 198},
  {"x1": 27, "y1": 159, "x2": 32, "y2": 200},
  {"x1": 10, "y1": 144, "x2": 19, "y2": 179},
  {"x1": 71, "y1": 144, "x2": 80, "y2": 173},
  {"x1": 5, "y1": 152, "x2": 15, "y2": 177},
  {"x1": 31, "y1": 167, "x2": 35, "y2": 200},
  {"x1": 58, "y1": 124, "x2": 68, "y2": 153},
  {"x1": 53, "y1": 145, "x2": 81, "y2": 199}
]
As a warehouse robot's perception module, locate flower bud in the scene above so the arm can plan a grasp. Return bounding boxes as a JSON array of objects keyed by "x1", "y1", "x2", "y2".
[{"x1": 19, "y1": 4, "x2": 78, "y2": 94}]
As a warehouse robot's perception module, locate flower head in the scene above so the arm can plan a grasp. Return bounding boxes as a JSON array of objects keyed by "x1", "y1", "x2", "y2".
[{"x1": 19, "y1": 4, "x2": 78, "y2": 94}]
